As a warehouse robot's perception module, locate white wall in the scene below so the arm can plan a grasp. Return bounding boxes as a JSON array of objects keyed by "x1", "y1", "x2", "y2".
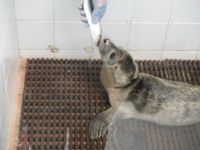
[
  {"x1": 0, "y1": 0, "x2": 20, "y2": 149},
  {"x1": 15, "y1": 0, "x2": 200, "y2": 60}
]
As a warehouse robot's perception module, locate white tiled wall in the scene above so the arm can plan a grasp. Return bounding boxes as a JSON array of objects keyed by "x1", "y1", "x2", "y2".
[
  {"x1": 128, "y1": 23, "x2": 168, "y2": 51},
  {"x1": 132, "y1": 0, "x2": 174, "y2": 22},
  {"x1": 15, "y1": 0, "x2": 200, "y2": 60},
  {"x1": 0, "y1": 0, "x2": 20, "y2": 149},
  {"x1": 17, "y1": 21, "x2": 54, "y2": 49},
  {"x1": 165, "y1": 24, "x2": 200, "y2": 51},
  {"x1": 55, "y1": 22, "x2": 92, "y2": 50}
]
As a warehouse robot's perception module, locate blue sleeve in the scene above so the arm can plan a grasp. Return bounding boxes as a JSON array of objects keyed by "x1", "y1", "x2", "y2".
[{"x1": 91, "y1": 0, "x2": 107, "y2": 24}]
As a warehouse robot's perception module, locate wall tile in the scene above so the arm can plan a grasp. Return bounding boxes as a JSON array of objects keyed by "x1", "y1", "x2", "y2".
[
  {"x1": 55, "y1": 50, "x2": 100, "y2": 59},
  {"x1": 21, "y1": 49, "x2": 101, "y2": 59},
  {"x1": 2, "y1": 59, "x2": 11, "y2": 87},
  {"x1": 132, "y1": 0, "x2": 173, "y2": 22},
  {"x1": 3, "y1": 23, "x2": 19, "y2": 54},
  {"x1": 15, "y1": 0, "x2": 53, "y2": 20},
  {"x1": 101, "y1": 22, "x2": 130, "y2": 48},
  {"x1": 102, "y1": 0, "x2": 133, "y2": 22},
  {"x1": 17, "y1": 21, "x2": 53, "y2": 50},
  {"x1": 6, "y1": 58, "x2": 19, "y2": 101},
  {"x1": 128, "y1": 23, "x2": 168, "y2": 50},
  {"x1": 55, "y1": 22, "x2": 92, "y2": 50},
  {"x1": 20, "y1": 50, "x2": 54, "y2": 58},
  {"x1": 165, "y1": 24, "x2": 200, "y2": 50},
  {"x1": 171, "y1": 0, "x2": 200, "y2": 22},
  {"x1": 14, "y1": 0, "x2": 200, "y2": 60},
  {"x1": 55, "y1": 50, "x2": 91, "y2": 59},
  {"x1": 129, "y1": 51, "x2": 162, "y2": 60},
  {"x1": 162, "y1": 51, "x2": 196, "y2": 59},
  {"x1": 55, "y1": 0, "x2": 81, "y2": 21}
]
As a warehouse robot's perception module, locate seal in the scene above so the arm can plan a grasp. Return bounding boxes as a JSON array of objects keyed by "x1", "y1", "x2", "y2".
[{"x1": 89, "y1": 39, "x2": 200, "y2": 139}]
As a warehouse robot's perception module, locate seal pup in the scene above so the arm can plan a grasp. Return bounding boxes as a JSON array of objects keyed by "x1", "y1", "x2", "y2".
[{"x1": 89, "y1": 39, "x2": 200, "y2": 139}]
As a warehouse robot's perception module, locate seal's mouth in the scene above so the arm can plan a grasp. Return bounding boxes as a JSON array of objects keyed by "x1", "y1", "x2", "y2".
[
  {"x1": 97, "y1": 38, "x2": 109, "y2": 56},
  {"x1": 98, "y1": 38, "x2": 110, "y2": 49}
]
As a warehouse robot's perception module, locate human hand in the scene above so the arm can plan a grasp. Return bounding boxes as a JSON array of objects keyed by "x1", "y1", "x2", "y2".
[{"x1": 79, "y1": 0, "x2": 107, "y2": 25}]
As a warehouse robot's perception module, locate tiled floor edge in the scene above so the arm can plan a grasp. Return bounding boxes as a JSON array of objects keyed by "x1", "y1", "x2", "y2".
[{"x1": 7, "y1": 59, "x2": 27, "y2": 150}]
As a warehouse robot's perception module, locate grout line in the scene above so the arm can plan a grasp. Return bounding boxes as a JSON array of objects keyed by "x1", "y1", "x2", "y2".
[
  {"x1": 53, "y1": 0, "x2": 56, "y2": 59},
  {"x1": 20, "y1": 49, "x2": 200, "y2": 51},
  {"x1": 16, "y1": 19, "x2": 165, "y2": 24},
  {"x1": 131, "y1": 22, "x2": 168, "y2": 24},
  {"x1": 171, "y1": 22, "x2": 200, "y2": 25},
  {"x1": 131, "y1": 22, "x2": 200, "y2": 25},
  {"x1": 126, "y1": 25, "x2": 131, "y2": 51},
  {"x1": 126, "y1": 0, "x2": 135, "y2": 50},
  {"x1": 53, "y1": 0, "x2": 55, "y2": 45},
  {"x1": 15, "y1": 19, "x2": 200, "y2": 25},
  {"x1": 161, "y1": 0, "x2": 176, "y2": 60},
  {"x1": 16, "y1": 20, "x2": 55, "y2": 23},
  {"x1": 13, "y1": 0, "x2": 21, "y2": 58},
  {"x1": 20, "y1": 49, "x2": 88, "y2": 51}
]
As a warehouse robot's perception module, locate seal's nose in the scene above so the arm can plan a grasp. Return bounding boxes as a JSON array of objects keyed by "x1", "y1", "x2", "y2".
[
  {"x1": 102, "y1": 39, "x2": 110, "y2": 45},
  {"x1": 98, "y1": 38, "x2": 110, "y2": 48},
  {"x1": 105, "y1": 39, "x2": 110, "y2": 45}
]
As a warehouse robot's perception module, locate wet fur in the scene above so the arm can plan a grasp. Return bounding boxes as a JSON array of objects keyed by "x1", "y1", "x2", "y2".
[{"x1": 89, "y1": 39, "x2": 200, "y2": 139}]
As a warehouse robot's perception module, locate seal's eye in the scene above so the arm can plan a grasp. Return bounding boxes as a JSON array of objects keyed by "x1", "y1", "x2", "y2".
[
  {"x1": 110, "y1": 53, "x2": 116, "y2": 60},
  {"x1": 114, "y1": 65, "x2": 118, "y2": 70}
]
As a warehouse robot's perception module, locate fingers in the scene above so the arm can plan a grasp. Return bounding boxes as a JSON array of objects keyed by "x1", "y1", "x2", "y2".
[
  {"x1": 95, "y1": 35, "x2": 102, "y2": 46},
  {"x1": 78, "y1": 4, "x2": 89, "y2": 25},
  {"x1": 78, "y1": 3, "x2": 83, "y2": 10},
  {"x1": 89, "y1": 121, "x2": 94, "y2": 139},
  {"x1": 102, "y1": 126, "x2": 107, "y2": 138},
  {"x1": 89, "y1": 117, "x2": 108, "y2": 139},
  {"x1": 79, "y1": 4, "x2": 85, "y2": 17},
  {"x1": 81, "y1": 17, "x2": 88, "y2": 24}
]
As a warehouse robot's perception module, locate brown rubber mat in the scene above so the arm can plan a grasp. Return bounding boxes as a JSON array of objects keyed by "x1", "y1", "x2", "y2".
[{"x1": 18, "y1": 59, "x2": 200, "y2": 150}]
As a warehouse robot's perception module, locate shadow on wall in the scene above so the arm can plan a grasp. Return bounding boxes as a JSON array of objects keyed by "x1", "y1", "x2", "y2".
[{"x1": 0, "y1": 0, "x2": 20, "y2": 149}]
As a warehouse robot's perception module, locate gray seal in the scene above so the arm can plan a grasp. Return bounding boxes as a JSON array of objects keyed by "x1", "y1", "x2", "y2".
[{"x1": 89, "y1": 39, "x2": 200, "y2": 139}]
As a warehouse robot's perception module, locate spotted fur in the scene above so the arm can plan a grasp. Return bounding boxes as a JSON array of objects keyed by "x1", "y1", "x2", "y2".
[{"x1": 89, "y1": 39, "x2": 200, "y2": 139}]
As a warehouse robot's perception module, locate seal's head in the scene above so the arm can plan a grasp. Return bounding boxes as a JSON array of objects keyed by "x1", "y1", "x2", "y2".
[{"x1": 98, "y1": 39, "x2": 139, "y2": 87}]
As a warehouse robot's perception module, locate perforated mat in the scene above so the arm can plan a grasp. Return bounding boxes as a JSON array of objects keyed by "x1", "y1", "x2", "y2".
[{"x1": 18, "y1": 59, "x2": 200, "y2": 150}]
